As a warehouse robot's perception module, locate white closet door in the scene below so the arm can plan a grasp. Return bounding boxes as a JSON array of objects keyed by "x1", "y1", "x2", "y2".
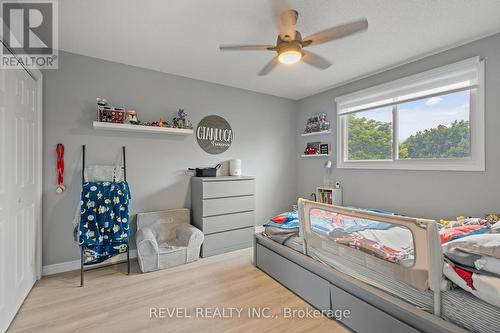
[{"x1": 0, "y1": 64, "x2": 41, "y2": 332}]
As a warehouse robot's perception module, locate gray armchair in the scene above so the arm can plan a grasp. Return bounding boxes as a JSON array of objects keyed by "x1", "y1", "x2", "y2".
[{"x1": 135, "y1": 208, "x2": 204, "y2": 273}]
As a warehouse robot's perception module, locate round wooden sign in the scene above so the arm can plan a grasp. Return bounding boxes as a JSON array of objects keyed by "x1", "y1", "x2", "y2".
[{"x1": 196, "y1": 115, "x2": 233, "y2": 154}]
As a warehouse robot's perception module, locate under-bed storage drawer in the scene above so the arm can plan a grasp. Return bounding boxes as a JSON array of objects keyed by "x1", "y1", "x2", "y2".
[
  {"x1": 202, "y1": 179, "x2": 254, "y2": 199},
  {"x1": 202, "y1": 227, "x2": 253, "y2": 257},
  {"x1": 256, "y1": 244, "x2": 330, "y2": 311},
  {"x1": 330, "y1": 284, "x2": 419, "y2": 333}
]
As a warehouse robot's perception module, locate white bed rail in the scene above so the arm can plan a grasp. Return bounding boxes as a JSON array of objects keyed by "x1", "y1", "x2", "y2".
[{"x1": 298, "y1": 198, "x2": 443, "y2": 316}]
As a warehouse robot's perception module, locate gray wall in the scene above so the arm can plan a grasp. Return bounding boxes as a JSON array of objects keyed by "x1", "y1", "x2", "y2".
[
  {"x1": 297, "y1": 33, "x2": 500, "y2": 220},
  {"x1": 42, "y1": 51, "x2": 297, "y2": 266},
  {"x1": 44, "y1": 33, "x2": 500, "y2": 266}
]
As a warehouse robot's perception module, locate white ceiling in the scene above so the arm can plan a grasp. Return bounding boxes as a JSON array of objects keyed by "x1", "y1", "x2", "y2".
[{"x1": 59, "y1": 0, "x2": 500, "y2": 100}]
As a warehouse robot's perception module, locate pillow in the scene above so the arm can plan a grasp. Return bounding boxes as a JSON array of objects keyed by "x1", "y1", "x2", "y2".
[
  {"x1": 443, "y1": 234, "x2": 500, "y2": 265},
  {"x1": 264, "y1": 212, "x2": 300, "y2": 229},
  {"x1": 270, "y1": 212, "x2": 298, "y2": 224}
]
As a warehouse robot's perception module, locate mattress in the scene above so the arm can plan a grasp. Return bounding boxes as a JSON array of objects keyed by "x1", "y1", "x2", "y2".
[
  {"x1": 442, "y1": 288, "x2": 500, "y2": 333},
  {"x1": 309, "y1": 245, "x2": 434, "y2": 312},
  {"x1": 261, "y1": 232, "x2": 500, "y2": 333}
]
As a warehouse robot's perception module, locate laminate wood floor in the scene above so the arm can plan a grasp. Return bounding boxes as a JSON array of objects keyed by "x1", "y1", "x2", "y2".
[{"x1": 8, "y1": 248, "x2": 349, "y2": 333}]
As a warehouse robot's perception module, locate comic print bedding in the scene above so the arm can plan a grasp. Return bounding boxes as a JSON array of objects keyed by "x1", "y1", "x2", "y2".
[{"x1": 303, "y1": 208, "x2": 413, "y2": 265}]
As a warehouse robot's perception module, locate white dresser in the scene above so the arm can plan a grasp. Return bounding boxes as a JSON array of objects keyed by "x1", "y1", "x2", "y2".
[{"x1": 191, "y1": 176, "x2": 255, "y2": 257}]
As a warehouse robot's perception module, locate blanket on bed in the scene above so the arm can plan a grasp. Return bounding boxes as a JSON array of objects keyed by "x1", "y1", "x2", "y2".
[
  {"x1": 440, "y1": 225, "x2": 488, "y2": 244},
  {"x1": 264, "y1": 207, "x2": 399, "y2": 232},
  {"x1": 444, "y1": 260, "x2": 500, "y2": 308},
  {"x1": 264, "y1": 226, "x2": 299, "y2": 245},
  {"x1": 441, "y1": 224, "x2": 500, "y2": 274},
  {"x1": 440, "y1": 221, "x2": 500, "y2": 308},
  {"x1": 310, "y1": 209, "x2": 392, "y2": 234},
  {"x1": 333, "y1": 234, "x2": 411, "y2": 264},
  {"x1": 78, "y1": 181, "x2": 131, "y2": 265}
]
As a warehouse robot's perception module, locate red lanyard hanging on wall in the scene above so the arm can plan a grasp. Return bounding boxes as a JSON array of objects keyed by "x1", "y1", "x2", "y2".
[{"x1": 56, "y1": 144, "x2": 65, "y2": 194}]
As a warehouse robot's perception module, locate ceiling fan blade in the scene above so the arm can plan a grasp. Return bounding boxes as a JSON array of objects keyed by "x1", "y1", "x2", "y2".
[
  {"x1": 272, "y1": 0, "x2": 297, "y2": 41},
  {"x1": 302, "y1": 51, "x2": 332, "y2": 70},
  {"x1": 303, "y1": 18, "x2": 368, "y2": 47},
  {"x1": 219, "y1": 44, "x2": 275, "y2": 51},
  {"x1": 258, "y1": 56, "x2": 279, "y2": 76}
]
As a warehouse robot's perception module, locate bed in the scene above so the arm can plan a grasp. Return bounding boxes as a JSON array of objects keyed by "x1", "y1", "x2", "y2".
[{"x1": 255, "y1": 199, "x2": 500, "y2": 333}]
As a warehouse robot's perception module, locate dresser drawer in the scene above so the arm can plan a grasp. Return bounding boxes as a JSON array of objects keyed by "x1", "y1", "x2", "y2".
[
  {"x1": 201, "y1": 211, "x2": 254, "y2": 234},
  {"x1": 202, "y1": 227, "x2": 254, "y2": 257},
  {"x1": 203, "y1": 179, "x2": 254, "y2": 199},
  {"x1": 202, "y1": 195, "x2": 254, "y2": 217}
]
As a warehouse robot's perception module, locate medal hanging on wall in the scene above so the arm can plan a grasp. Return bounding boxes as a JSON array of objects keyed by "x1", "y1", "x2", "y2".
[{"x1": 56, "y1": 143, "x2": 66, "y2": 194}]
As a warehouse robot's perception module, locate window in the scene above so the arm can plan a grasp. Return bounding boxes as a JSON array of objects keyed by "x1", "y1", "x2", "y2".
[
  {"x1": 347, "y1": 107, "x2": 393, "y2": 161},
  {"x1": 336, "y1": 57, "x2": 485, "y2": 171}
]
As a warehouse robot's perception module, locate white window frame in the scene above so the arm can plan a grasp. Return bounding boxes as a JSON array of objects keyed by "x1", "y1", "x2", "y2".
[{"x1": 336, "y1": 57, "x2": 485, "y2": 171}]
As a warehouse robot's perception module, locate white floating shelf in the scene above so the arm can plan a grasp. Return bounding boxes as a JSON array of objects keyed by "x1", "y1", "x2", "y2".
[
  {"x1": 93, "y1": 121, "x2": 193, "y2": 135},
  {"x1": 301, "y1": 154, "x2": 330, "y2": 158},
  {"x1": 301, "y1": 130, "x2": 332, "y2": 137}
]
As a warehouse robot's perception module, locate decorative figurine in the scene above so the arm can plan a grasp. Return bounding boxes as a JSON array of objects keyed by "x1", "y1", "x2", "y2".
[
  {"x1": 96, "y1": 97, "x2": 109, "y2": 107},
  {"x1": 96, "y1": 98, "x2": 126, "y2": 123},
  {"x1": 172, "y1": 109, "x2": 192, "y2": 129},
  {"x1": 304, "y1": 142, "x2": 321, "y2": 155},
  {"x1": 305, "y1": 145, "x2": 317, "y2": 155},
  {"x1": 125, "y1": 110, "x2": 139, "y2": 124},
  {"x1": 304, "y1": 112, "x2": 330, "y2": 133},
  {"x1": 157, "y1": 117, "x2": 164, "y2": 127}
]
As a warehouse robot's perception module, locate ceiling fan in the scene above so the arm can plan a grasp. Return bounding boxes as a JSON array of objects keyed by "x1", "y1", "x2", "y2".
[{"x1": 219, "y1": 2, "x2": 368, "y2": 76}]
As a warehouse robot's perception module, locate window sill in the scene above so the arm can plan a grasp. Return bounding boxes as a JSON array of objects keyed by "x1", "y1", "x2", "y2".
[{"x1": 337, "y1": 159, "x2": 485, "y2": 171}]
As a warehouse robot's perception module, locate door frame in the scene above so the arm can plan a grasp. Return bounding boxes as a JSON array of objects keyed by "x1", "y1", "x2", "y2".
[
  {"x1": 35, "y1": 70, "x2": 43, "y2": 280},
  {"x1": 0, "y1": 32, "x2": 43, "y2": 280}
]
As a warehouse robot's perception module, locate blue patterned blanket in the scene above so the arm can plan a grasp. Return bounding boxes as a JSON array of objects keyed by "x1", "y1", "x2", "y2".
[{"x1": 78, "y1": 181, "x2": 131, "y2": 265}]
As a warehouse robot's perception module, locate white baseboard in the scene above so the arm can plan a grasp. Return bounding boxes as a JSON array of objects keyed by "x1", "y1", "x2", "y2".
[{"x1": 42, "y1": 250, "x2": 137, "y2": 276}]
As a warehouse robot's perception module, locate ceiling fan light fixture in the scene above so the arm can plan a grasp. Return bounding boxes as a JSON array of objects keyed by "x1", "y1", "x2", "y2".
[
  {"x1": 219, "y1": 7, "x2": 367, "y2": 75},
  {"x1": 278, "y1": 50, "x2": 302, "y2": 64}
]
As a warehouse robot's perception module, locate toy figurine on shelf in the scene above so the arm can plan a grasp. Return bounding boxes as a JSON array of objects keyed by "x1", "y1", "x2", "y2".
[
  {"x1": 304, "y1": 112, "x2": 330, "y2": 134},
  {"x1": 157, "y1": 117, "x2": 164, "y2": 127},
  {"x1": 125, "y1": 110, "x2": 139, "y2": 124},
  {"x1": 96, "y1": 97, "x2": 126, "y2": 123},
  {"x1": 172, "y1": 109, "x2": 193, "y2": 129},
  {"x1": 96, "y1": 97, "x2": 108, "y2": 108},
  {"x1": 305, "y1": 144, "x2": 317, "y2": 155},
  {"x1": 151, "y1": 118, "x2": 170, "y2": 127},
  {"x1": 304, "y1": 141, "x2": 320, "y2": 155}
]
